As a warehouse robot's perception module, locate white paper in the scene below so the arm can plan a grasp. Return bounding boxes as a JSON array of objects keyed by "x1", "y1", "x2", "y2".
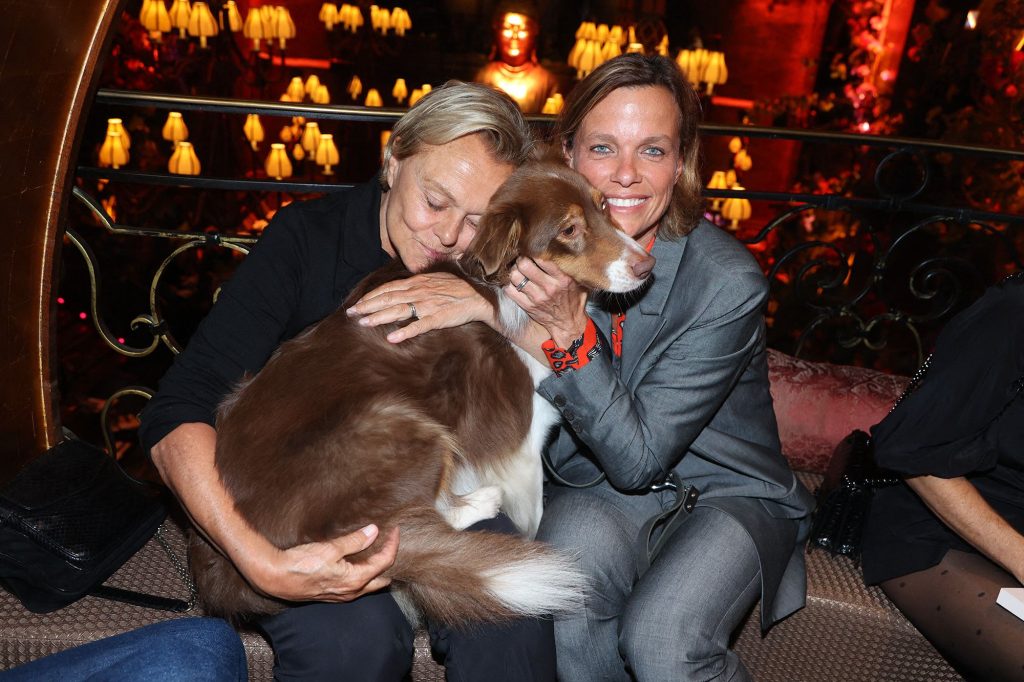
[{"x1": 996, "y1": 587, "x2": 1024, "y2": 621}]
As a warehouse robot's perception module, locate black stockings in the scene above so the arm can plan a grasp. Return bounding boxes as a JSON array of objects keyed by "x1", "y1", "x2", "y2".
[{"x1": 881, "y1": 549, "x2": 1024, "y2": 682}]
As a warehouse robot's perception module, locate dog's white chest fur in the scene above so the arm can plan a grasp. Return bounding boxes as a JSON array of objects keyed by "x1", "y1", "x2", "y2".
[{"x1": 437, "y1": 301, "x2": 557, "y2": 539}]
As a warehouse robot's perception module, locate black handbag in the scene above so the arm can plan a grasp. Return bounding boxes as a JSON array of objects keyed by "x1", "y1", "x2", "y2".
[{"x1": 0, "y1": 438, "x2": 194, "y2": 613}]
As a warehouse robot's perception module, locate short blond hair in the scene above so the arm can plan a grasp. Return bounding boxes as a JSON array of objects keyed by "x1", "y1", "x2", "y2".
[{"x1": 381, "y1": 81, "x2": 534, "y2": 189}]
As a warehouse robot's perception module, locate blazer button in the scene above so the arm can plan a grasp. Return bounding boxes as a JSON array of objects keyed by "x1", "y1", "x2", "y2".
[
  {"x1": 563, "y1": 408, "x2": 576, "y2": 421},
  {"x1": 553, "y1": 395, "x2": 567, "y2": 407}
]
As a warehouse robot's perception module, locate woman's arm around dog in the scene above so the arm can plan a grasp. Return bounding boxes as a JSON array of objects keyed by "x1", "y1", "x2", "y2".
[{"x1": 152, "y1": 422, "x2": 399, "y2": 602}]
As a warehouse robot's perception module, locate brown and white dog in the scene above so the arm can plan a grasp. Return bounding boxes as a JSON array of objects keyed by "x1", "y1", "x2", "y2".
[{"x1": 191, "y1": 161, "x2": 656, "y2": 626}]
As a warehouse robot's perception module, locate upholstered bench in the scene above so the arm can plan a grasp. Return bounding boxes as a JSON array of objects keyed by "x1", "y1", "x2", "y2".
[{"x1": 0, "y1": 350, "x2": 962, "y2": 680}]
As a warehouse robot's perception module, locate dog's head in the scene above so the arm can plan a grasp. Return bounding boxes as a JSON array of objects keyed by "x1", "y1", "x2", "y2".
[{"x1": 461, "y1": 162, "x2": 656, "y2": 294}]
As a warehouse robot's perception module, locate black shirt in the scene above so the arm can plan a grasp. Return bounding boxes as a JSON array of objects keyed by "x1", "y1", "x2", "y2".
[
  {"x1": 861, "y1": 276, "x2": 1024, "y2": 585},
  {"x1": 138, "y1": 181, "x2": 392, "y2": 451}
]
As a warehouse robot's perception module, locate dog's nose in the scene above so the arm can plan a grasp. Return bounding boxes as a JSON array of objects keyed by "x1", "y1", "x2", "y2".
[{"x1": 632, "y1": 256, "x2": 655, "y2": 280}]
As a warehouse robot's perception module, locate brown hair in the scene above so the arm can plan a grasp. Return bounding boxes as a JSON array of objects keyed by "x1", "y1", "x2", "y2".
[{"x1": 554, "y1": 54, "x2": 704, "y2": 239}]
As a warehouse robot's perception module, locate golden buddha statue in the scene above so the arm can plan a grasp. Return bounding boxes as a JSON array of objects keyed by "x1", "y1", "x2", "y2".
[{"x1": 475, "y1": 9, "x2": 558, "y2": 114}]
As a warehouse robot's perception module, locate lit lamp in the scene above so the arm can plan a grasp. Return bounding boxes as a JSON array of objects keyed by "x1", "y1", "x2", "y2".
[
  {"x1": 625, "y1": 42, "x2": 644, "y2": 54},
  {"x1": 312, "y1": 84, "x2": 331, "y2": 104},
  {"x1": 168, "y1": 141, "x2": 201, "y2": 175},
  {"x1": 265, "y1": 143, "x2": 293, "y2": 180},
  {"x1": 259, "y1": 6, "x2": 276, "y2": 40},
  {"x1": 292, "y1": 143, "x2": 305, "y2": 161},
  {"x1": 347, "y1": 75, "x2": 363, "y2": 100},
  {"x1": 286, "y1": 76, "x2": 305, "y2": 102},
  {"x1": 105, "y1": 118, "x2": 131, "y2": 151},
  {"x1": 706, "y1": 170, "x2": 728, "y2": 211},
  {"x1": 702, "y1": 52, "x2": 728, "y2": 95},
  {"x1": 408, "y1": 88, "x2": 424, "y2": 107},
  {"x1": 720, "y1": 185, "x2": 752, "y2": 231},
  {"x1": 391, "y1": 7, "x2": 412, "y2": 36},
  {"x1": 168, "y1": 0, "x2": 191, "y2": 38},
  {"x1": 656, "y1": 35, "x2": 669, "y2": 57},
  {"x1": 365, "y1": 89, "x2": 383, "y2": 107},
  {"x1": 222, "y1": 0, "x2": 242, "y2": 31},
  {"x1": 316, "y1": 134, "x2": 340, "y2": 174},
  {"x1": 98, "y1": 131, "x2": 130, "y2": 169},
  {"x1": 243, "y1": 8, "x2": 264, "y2": 50},
  {"x1": 733, "y1": 149, "x2": 752, "y2": 172},
  {"x1": 300, "y1": 122, "x2": 322, "y2": 156},
  {"x1": 392, "y1": 78, "x2": 408, "y2": 104},
  {"x1": 187, "y1": 1, "x2": 218, "y2": 48},
  {"x1": 728, "y1": 137, "x2": 743, "y2": 154},
  {"x1": 140, "y1": 0, "x2": 171, "y2": 41},
  {"x1": 243, "y1": 113, "x2": 265, "y2": 151},
  {"x1": 305, "y1": 74, "x2": 322, "y2": 97},
  {"x1": 421, "y1": 84, "x2": 432, "y2": 94},
  {"x1": 320, "y1": 3, "x2": 339, "y2": 30},
  {"x1": 274, "y1": 6, "x2": 296, "y2": 49},
  {"x1": 161, "y1": 111, "x2": 189, "y2": 147}
]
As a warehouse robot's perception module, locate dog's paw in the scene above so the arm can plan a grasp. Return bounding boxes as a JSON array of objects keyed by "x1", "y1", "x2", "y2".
[{"x1": 447, "y1": 486, "x2": 503, "y2": 529}]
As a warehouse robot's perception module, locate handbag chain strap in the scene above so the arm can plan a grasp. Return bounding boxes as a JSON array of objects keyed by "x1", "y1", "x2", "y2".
[{"x1": 154, "y1": 524, "x2": 198, "y2": 610}]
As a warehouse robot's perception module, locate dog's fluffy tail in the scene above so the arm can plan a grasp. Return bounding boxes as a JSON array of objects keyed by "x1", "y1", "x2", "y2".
[{"x1": 389, "y1": 506, "x2": 585, "y2": 627}]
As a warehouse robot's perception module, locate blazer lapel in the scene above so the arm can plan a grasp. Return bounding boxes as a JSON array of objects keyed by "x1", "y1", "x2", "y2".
[{"x1": 619, "y1": 235, "x2": 687, "y2": 385}]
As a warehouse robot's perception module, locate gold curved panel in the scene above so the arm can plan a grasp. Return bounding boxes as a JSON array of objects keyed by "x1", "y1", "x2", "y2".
[{"x1": 0, "y1": 0, "x2": 125, "y2": 482}]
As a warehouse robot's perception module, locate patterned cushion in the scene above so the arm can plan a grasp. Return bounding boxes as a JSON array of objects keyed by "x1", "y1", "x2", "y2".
[{"x1": 767, "y1": 349, "x2": 909, "y2": 474}]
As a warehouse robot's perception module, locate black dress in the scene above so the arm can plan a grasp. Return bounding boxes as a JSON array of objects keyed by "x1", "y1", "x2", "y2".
[{"x1": 861, "y1": 275, "x2": 1024, "y2": 585}]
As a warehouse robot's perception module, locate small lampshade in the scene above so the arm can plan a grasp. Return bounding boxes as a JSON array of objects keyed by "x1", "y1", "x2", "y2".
[
  {"x1": 315, "y1": 134, "x2": 340, "y2": 174},
  {"x1": 161, "y1": 111, "x2": 189, "y2": 144},
  {"x1": 292, "y1": 143, "x2": 305, "y2": 161},
  {"x1": 140, "y1": 0, "x2": 171, "y2": 39},
  {"x1": 364, "y1": 89, "x2": 383, "y2": 107},
  {"x1": 286, "y1": 76, "x2": 305, "y2": 102},
  {"x1": 725, "y1": 169, "x2": 737, "y2": 187},
  {"x1": 223, "y1": 1, "x2": 242, "y2": 31},
  {"x1": 243, "y1": 8, "x2": 264, "y2": 50},
  {"x1": 675, "y1": 49, "x2": 692, "y2": 81},
  {"x1": 408, "y1": 88, "x2": 424, "y2": 108},
  {"x1": 345, "y1": 4, "x2": 364, "y2": 32},
  {"x1": 391, "y1": 7, "x2": 411, "y2": 36},
  {"x1": 720, "y1": 185, "x2": 752, "y2": 230},
  {"x1": 733, "y1": 149, "x2": 753, "y2": 172},
  {"x1": 311, "y1": 84, "x2": 331, "y2": 104},
  {"x1": 98, "y1": 131, "x2": 130, "y2": 169},
  {"x1": 728, "y1": 137, "x2": 743, "y2": 154},
  {"x1": 320, "y1": 3, "x2": 339, "y2": 30},
  {"x1": 596, "y1": 24, "x2": 609, "y2": 43},
  {"x1": 421, "y1": 83, "x2": 432, "y2": 94},
  {"x1": 706, "y1": 170, "x2": 728, "y2": 211},
  {"x1": 656, "y1": 35, "x2": 669, "y2": 57},
  {"x1": 243, "y1": 113, "x2": 265, "y2": 150},
  {"x1": 703, "y1": 52, "x2": 728, "y2": 94},
  {"x1": 300, "y1": 122, "x2": 322, "y2": 155},
  {"x1": 280, "y1": 124, "x2": 295, "y2": 143},
  {"x1": 392, "y1": 78, "x2": 408, "y2": 104},
  {"x1": 168, "y1": 0, "x2": 191, "y2": 38},
  {"x1": 305, "y1": 74, "x2": 322, "y2": 96},
  {"x1": 274, "y1": 6, "x2": 296, "y2": 49},
  {"x1": 168, "y1": 141, "x2": 201, "y2": 175},
  {"x1": 106, "y1": 118, "x2": 130, "y2": 150},
  {"x1": 380, "y1": 129, "x2": 392, "y2": 156},
  {"x1": 609, "y1": 25, "x2": 624, "y2": 46},
  {"x1": 187, "y1": 1, "x2": 218, "y2": 48},
  {"x1": 347, "y1": 75, "x2": 363, "y2": 100},
  {"x1": 625, "y1": 42, "x2": 644, "y2": 55},
  {"x1": 265, "y1": 143, "x2": 293, "y2": 180},
  {"x1": 259, "y1": 5, "x2": 277, "y2": 39},
  {"x1": 567, "y1": 37, "x2": 586, "y2": 68}
]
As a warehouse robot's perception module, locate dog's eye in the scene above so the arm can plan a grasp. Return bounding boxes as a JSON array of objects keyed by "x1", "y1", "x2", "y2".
[{"x1": 561, "y1": 225, "x2": 577, "y2": 238}]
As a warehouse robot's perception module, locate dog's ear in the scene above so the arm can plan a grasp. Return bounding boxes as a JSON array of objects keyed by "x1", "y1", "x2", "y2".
[{"x1": 462, "y1": 204, "x2": 522, "y2": 285}]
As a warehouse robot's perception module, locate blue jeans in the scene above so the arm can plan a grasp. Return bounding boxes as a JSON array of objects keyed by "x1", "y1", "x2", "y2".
[
  {"x1": 537, "y1": 484, "x2": 763, "y2": 682},
  {"x1": 1, "y1": 617, "x2": 247, "y2": 681}
]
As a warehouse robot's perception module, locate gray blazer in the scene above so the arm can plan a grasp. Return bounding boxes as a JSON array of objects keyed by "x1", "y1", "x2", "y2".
[{"x1": 538, "y1": 219, "x2": 814, "y2": 629}]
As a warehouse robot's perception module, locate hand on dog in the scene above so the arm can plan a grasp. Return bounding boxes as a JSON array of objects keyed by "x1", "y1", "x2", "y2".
[
  {"x1": 507, "y1": 257, "x2": 589, "y2": 349},
  {"x1": 255, "y1": 524, "x2": 399, "y2": 603},
  {"x1": 347, "y1": 271, "x2": 497, "y2": 343}
]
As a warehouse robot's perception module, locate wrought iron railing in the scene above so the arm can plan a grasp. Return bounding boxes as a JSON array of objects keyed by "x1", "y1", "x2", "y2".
[{"x1": 67, "y1": 89, "x2": 1024, "y2": 454}]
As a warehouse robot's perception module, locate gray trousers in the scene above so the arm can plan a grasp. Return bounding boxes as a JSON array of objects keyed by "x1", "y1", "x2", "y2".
[{"x1": 537, "y1": 483, "x2": 762, "y2": 682}]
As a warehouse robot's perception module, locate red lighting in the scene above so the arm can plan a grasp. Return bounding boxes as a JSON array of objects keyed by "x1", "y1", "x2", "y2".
[
  {"x1": 57, "y1": 297, "x2": 65, "y2": 304},
  {"x1": 79, "y1": 312, "x2": 87, "y2": 320},
  {"x1": 118, "y1": 337, "x2": 125, "y2": 344},
  {"x1": 859, "y1": 121, "x2": 871, "y2": 132}
]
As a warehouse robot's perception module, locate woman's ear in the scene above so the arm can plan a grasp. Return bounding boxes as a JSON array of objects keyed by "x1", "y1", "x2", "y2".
[{"x1": 461, "y1": 204, "x2": 522, "y2": 284}]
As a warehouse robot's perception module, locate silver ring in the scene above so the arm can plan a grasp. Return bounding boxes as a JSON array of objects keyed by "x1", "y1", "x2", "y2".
[
  {"x1": 408, "y1": 302, "x2": 418, "y2": 320},
  {"x1": 515, "y1": 276, "x2": 530, "y2": 292}
]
